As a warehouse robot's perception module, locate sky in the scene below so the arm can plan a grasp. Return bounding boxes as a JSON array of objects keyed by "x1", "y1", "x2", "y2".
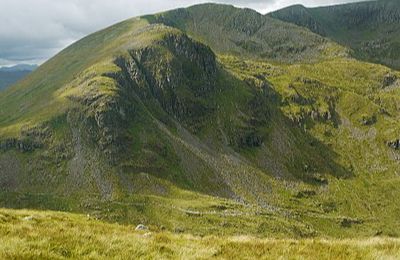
[{"x1": 0, "y1": 0, "x2": 366, "y2": 67}]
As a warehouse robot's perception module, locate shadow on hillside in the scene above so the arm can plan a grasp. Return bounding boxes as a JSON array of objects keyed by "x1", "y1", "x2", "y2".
[
  {"x1": 117, "y1": 65, "x2": 353, "y2": 197},
  {"x1": 232, "y1": 71, "x2": 353, "y2": 185}
]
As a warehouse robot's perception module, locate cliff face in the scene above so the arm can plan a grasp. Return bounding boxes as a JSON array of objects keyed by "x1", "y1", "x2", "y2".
[{"x1": 119, "y1": 31, "x2": 217, "y2": 123}]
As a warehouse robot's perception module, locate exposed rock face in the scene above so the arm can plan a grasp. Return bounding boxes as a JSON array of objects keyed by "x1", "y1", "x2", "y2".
[
  {"x1": 162, "y1": 33, "x2": 217, "y2": 78},
  {"x1": 0, "y1": 126, "x2": 50, "y2": 152},
  {"x1": 117, "y1": 32, "x2": 218, "y2": 126},
  {"x1": 382, "y1": 73, "x2": 398, "y2": 88},
  {"x1": 135, "y1": 224, "x2": 149, "y2": 231},
  {"x1": 67, "y1": 93, "x2": 131, "y2": 165},
  {"x1": 388, "y1": 139, "x2": 400, "y2": 150},
  {"x1": 58, "y1": 31, "x2": 220, "y2": 166}
]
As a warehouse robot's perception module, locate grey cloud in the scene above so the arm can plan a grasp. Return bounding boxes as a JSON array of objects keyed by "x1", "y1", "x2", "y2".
[{"x1": 0, "y1": 0, "x2": 365, "y2": 66}]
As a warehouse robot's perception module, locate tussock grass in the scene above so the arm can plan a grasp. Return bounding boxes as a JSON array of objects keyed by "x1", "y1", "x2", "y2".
[{"x1": 1, "y1": 208, "x2": 399, "y2": 259}]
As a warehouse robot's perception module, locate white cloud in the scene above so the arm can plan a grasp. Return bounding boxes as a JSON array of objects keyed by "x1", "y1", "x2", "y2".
[{"x1": 0, "y1": 0, "x2": 366, "y2": 66}]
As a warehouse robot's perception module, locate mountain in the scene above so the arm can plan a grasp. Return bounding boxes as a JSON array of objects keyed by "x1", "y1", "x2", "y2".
[
  {"x1": 1, "y1": 2, "x2": 400, "y2": 241},
  {"x1": 270, "y1": 0, "x2": 400, "y2": 69},
  {"x1": 0, "y1": 64, "x2": 37, "y2": 90},
  {"x1": 145, "y1": 3, "x2": 348, "y2": 63}
]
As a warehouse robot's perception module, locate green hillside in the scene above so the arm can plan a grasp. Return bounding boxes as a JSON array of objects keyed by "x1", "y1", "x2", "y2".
[
  {"x1": 270, "y1": 0, "x2": 400, "y2": 69},
  {"x1": 0, "y1": 2, "x2": 400, "y2": 250}
]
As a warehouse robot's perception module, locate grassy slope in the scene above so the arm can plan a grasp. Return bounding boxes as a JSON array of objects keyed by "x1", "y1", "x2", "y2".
[
  {"x1": 1, "y1": 208, "x2": 400, "y2": 259},
  {"x1": 0, "y1": 2, "x2": 399, "y2": 243},
  {"x1": 221, "y1": 55, "x2": 400, "y2": 236},
  {"x1": 0, "y1": 18, "x2": 148, "y2": 137},
  {"x1": 269, "y1": 0, "x2": 400, "y2": 69}
]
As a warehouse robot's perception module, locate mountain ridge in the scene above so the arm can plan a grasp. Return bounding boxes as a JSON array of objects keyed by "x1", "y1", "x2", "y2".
[
  {"x1": 270, "y1": 0, "x2": 400, "y2": 68},
  {"x1": 146, "y1": 3, "x2": 349, "y2": 63}
]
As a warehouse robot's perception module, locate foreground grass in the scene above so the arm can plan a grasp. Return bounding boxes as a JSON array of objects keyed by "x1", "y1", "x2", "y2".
[{"x1": 0, "y1": 208, "x2": 399, "y2": 259}]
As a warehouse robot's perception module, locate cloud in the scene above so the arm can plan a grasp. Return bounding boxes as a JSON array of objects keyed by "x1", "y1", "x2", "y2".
[{"x1": 0, "y1": 0, "x2": 365, "y2": 66}]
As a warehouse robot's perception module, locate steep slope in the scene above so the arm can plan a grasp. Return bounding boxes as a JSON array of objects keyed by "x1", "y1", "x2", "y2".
[
  {"x1": 0, "y1": 19, "x2": 231, "y2": 197},
  {"x1": 0, "y1": 3, "x2": 400, "y2": 238},
  {"x1": 146, "y1": 3, "x2": 348, "y2": 63},
  {"x1": 270, "y1": 0, "x2": 400, "y2": 69}
]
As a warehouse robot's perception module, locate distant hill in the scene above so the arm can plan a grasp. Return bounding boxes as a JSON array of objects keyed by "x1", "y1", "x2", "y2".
[
  {"x1": 0, "y1": 64, "x2": 37, "y2": 90},
  {"x1": 0, "y1": 64, "x2": 38, "y2": 72},
  {"x1": 270, "y1": 0, "x2": 400, "y2": 69}
]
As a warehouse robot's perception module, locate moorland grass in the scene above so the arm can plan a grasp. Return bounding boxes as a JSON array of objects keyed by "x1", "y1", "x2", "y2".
[{"x1": 1, "y1": 208, "x2": 399, "y2": 259}]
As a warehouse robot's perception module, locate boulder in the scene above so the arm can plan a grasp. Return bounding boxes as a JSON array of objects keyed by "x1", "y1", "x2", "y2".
[
  {"x1": 135, "y1": 224, "x2": 149, "y2": 231},
  {"x1": 382, "y1": 73, "x2": 397, "y2": 87},
  {"x1": 388, "y1": 139, "x2": 400, "y2": 150},
  {"x1": 22, "y1": 216, "x2": 34, "y2": 221}
]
